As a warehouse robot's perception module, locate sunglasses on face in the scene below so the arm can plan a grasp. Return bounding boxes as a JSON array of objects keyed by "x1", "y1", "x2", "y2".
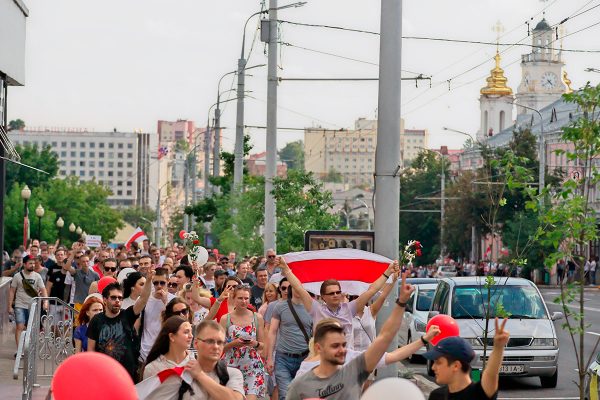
[
  {"x1": 267, "y1": 255, "x2": 276, "y2": 259},
  {"x1": 173, "y1": 309, "x2": 189, "y2": 316},
  {"x1": 324, "y1": 290, "x2": 342, "y2": 296},
  {"x1": 104, "y1": 267, "x2": 117, "y2": 272},
  {"x1": 109, "y1": 295, "x2": 123, "y2": 301},
  {"x1": 167, "y1": 282, "x2": 178, "y2": 288},
  {"x1": 153, "y1": 281, "x2": 167, "y2": 287},
  {"x1": 132, "y1": 264, "x2": 139, "y2": 269},
  {"x1": 280, "y1": 285, "x2": 290, "y2": 291}
]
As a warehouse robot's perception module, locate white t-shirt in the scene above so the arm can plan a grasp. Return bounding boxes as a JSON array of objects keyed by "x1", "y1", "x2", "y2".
[
  {"x1": 140, "y1": 292, "x2": 176, "y2": 362},
  {"x1": 352, "y1": 307, "x2": 376, "y2": 352}
]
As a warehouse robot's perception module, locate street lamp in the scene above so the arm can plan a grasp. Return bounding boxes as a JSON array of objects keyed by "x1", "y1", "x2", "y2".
[
  {"x1": 82, "y1": 231, "x2": 87, "y2": 240},
  {"x1": 69, "y1": 223, "x2": 76, "y2": 233},
  {"x1": 35, "y1": 204, "x2": 45, "y2": 241},
  {"x1": 76, "y1": 226, "x2": 82, "y2": 236},
  {"x1": 353, "y1": 196, "x2": 371, "y2": 230},
  {"x1": 20, "y1": 185, "x2": 31, "y2": 247},
  {"x1": 56, "y1": 217, "x2": 64, "y2": 241}
]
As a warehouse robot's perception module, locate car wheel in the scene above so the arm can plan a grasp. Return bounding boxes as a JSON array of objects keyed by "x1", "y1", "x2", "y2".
[{"x1": 540, "y1": 371, "x2": 558, "y2": 388}]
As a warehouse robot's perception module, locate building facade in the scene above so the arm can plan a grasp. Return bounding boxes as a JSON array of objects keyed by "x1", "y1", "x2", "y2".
[{"x1": 9, "y1": 129, "x2": 167, "y2": 208}]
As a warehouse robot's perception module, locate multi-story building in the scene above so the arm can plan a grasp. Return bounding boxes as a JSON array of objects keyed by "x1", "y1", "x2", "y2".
[
  {"x1": 157, "y1": 119, "x2": 195, "y2": 147},
  {"x1": 246, "y1": 152, "x2": 287, "y2": 178},
  {"x1": 305, "y1": 117, "x2": 427, "y2": 187},
  {"x1": 9, "y1": 128, "x2": 167, "y2": 208}
]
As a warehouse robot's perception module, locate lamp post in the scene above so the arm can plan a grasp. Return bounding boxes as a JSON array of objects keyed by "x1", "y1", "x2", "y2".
[
  {"x1": 35, "y1": 204, "x2": 45, "y2": 241},
  {"x1": 82, "y1": 231, "x2": 87, "y2": 240},
  {"x1": 69, "y1": 223, "x2": 76, "y2": 234},
  {"x1": 76, "y1": 226, "x2": 82, "y2": 236},
  {"x1": 56, "y1": 217, "x2": 64, "y2": 242},
  {"x1": 354, "y1": 197, "x2": 371, "y2": 230},
  {"x1": 20, "y1": 185, "x2": 31, "y2": 247}
]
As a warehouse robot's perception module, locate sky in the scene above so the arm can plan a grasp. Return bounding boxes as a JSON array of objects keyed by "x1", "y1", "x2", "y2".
[{"x1": 8, "y1": 0, "x2": 600, "y2": 153}]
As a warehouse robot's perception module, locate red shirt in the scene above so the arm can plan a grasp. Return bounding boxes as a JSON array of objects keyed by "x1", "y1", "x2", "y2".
[{"x1": 209, "y1": 297, "x2": 256, "y2": 322}]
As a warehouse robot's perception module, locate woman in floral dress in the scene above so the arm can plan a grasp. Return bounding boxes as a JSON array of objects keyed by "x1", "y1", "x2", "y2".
[{"x1": 220, "y1": 285, "x2": 266, "y2": 400}]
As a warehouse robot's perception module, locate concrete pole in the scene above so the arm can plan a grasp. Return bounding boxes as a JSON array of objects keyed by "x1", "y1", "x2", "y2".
[
  {"x1": 234, "y1": 58, "x2": 246, "y2": 193},
  {"x1": 203, "y1": 120, "x2": 211, "y2": 198},
  {"x1": 264, "y1": 0, "x2": 278, "y2": 252},
  {"x1": 440, "y1": 154, "x2": 445, "y2": 258},
  {"x1": 156, "y1": 188, "x2": 162, "y2": 246},
  {"x1": 183, "y1": 156, "x2": 189, "y2": 231},
  {"x1": 191, "y1": 135, "x2": 198, "y2": 230},
  {"x1": 374, "y1": 0, "x2": 402, "y2": 379},
  {"x1": 213, "y1": 106, "x2": 221, "y2": 181}
]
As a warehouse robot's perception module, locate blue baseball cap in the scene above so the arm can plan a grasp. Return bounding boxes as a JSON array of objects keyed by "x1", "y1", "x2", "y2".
[{"x1": 422, "y1": 337, "x2": 475, "y2": 364}]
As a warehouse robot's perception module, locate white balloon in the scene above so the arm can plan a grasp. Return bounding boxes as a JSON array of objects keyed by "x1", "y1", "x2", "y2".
[
  {"x1": 195, "y1": 246, "x2": 209, "y2": 266},
  {"x1": 117, "y1": 267, "x2": 137, "y2": 284},
  {"x1": 361, "y1": 378, "x2": 424, "y2": 400}
]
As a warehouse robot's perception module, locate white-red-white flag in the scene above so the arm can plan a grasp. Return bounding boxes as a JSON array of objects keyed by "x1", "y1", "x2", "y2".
[
  {"x1": 135, "y1": 366, "x2": 193, "y2": 400},
  {"x1": 278, "y1": 248, "x2": 392, "y2": 295},
  {"x1": 125, "y1": 227, "x2": 148, "y2": 250}
]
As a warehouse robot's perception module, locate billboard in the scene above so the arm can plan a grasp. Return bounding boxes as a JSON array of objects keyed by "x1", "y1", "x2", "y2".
[{"x1": 304, "y1": 230, "x2": 375, "y2": 252}]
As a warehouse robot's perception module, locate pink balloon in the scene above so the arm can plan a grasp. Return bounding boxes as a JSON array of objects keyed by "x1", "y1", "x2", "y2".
[
  {"x1": 52, "y1": 352, "x2": 136, "y2": 400},
  {"x1": 427, "y1": 314, "x2": 460, "y2": 345},
  {"x1": 97, "y1": 276, "x2": 117, "y2": 295}
]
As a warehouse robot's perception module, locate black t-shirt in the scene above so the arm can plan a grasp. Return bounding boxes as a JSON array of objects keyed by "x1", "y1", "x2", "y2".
[
  {"x1": 429, "y1": 381, "x2": 497, "y2": 400},
  {"x1": 250, "y1": 285, "x2": 265, "y2": 309},
  {"x1": 44, "y1": 258, "x2": 58, "y2": 276},
  {"x1": 87, "y1": 307, "x2": 140, "y2": 381},
  {"x1": 48, "y1": 270, "x2": 70, "y2": 301}
]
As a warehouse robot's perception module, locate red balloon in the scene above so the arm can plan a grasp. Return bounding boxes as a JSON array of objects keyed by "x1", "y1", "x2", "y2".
[
  {"x1": 179, "y1": 230, "x2": 187, "y2": 240},
  {"x1": 52, "y1": 352, "x2": 136, "y2": 400},
  {"x1": 426, "y1": 314, "x2": 460, "y2": 345},
  {"x1": 97, "y1": 276, "x2": 117, "y2": 295}
]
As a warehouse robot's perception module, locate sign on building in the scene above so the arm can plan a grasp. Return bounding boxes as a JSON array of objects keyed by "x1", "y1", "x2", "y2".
[{"x1": 304, "y1": 230, "x2": 375, "y2": 252}]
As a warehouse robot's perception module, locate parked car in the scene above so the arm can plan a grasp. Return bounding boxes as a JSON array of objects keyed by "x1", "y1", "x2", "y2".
[
  {"x1": 398, "y1": 278, "x2": 439, "y2": 362},
  {"x1": 436, "y1": 265, "x2": 457, "y2": 278},
  {"x1": 426, "y1": 277, "x2": 563, "y2": 388},
  {"x1": 584, "y1": 351, "x2": 600, "y2": 400}
]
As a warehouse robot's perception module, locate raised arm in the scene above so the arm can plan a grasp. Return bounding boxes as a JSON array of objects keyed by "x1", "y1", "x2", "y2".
[
  {"x1": 132, "y1": 269, "x2": 155, "y2": 315},
  {"x1": 205, "y1": 287, "x2": 231, "y2": 321},
  {"x1": 363, "y1": 270, "x2": 414, "y2": 372},
  {"x1": 190, "y1": 281, "x2": 212, "y2": 308},
  {"x1": 481, "y1": 318, "x2": 509, "y2": 398},
  {"x1": 278, "y1": 257, "x2": 313, "y2": 311},
  {"x1": 355, "y1": 260, "x2": 399, "y2": 311},
  {"x1": 384, "y1": 325, "x2": 440, "y2": 364},
  {"x1": 371, "y1": 272, "x2": 399, "y2": 318}
]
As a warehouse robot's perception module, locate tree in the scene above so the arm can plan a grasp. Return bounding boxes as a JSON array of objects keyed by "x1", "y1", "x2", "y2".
[
  {"x1": 8, "y1": 119, "x2": 25, "y2": 131},
  {"x1": 279, "y1": 140, "x2": 305, "y2": 171},
  {"x1": 6, "y1": 143, "x2": 60, "y2": 190},
  {"x1": 322, "y1": 168, "x2": 343, "y2": 183},
  {"x1": 120, "y1": 206, "x2": 156, "y2": 237},
  {"x1": 534, "y1": 84, "x2": 600, "y2": 397},
  {"x1": 174, "y1": 139, "x2": 190, "y2": 153}
]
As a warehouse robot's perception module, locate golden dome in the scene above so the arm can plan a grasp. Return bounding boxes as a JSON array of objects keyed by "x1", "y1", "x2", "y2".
[
  {"x1": 480, "y1": 51, "x2": 513, "y2": 96},
  {"x1": 563, "y1": 70, "x2": 573, "y2": 93}
]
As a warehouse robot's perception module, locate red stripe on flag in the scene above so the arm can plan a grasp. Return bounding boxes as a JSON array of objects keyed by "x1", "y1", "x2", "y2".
[
  {"x1": 126, "y1": 230, "x2": 146, "y2": 250},
  {"x1": 288, "y1": 259, "x2": 388, "y2": 284},
  {"x1": 157, "y1": 366, "x2": 185, "y2": 383}
]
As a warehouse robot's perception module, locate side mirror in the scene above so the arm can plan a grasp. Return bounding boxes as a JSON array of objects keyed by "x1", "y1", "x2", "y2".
[
  {"x1": 428, "y1": 311, "x2": 439, "y2": 321},
  {"x1": 551, "y1": 312, "x2": 563, "y2": 321}
]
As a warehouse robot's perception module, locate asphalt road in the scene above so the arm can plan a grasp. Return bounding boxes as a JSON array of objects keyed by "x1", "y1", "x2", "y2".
[{"x1": 402, "y1": 286, "x2": 600, "y2": 400}]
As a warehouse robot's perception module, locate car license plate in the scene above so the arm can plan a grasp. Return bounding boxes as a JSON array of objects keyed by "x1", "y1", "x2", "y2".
[{"x1": 500, "y1": 365, "x2": 525, "y2": 374}]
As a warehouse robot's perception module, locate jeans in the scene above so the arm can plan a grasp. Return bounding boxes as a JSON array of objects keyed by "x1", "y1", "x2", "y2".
[
  {"x1": 274, "y1": 352, "x2": 306, "y2": 400},
  {"x1": 14, "y1": 307, "x2": 29, "y2": 325}
]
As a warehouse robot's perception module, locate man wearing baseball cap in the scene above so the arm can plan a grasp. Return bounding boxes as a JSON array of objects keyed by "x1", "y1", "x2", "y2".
[{"x1": 424, "y1": 317, "x2": 509, "y2": 400}]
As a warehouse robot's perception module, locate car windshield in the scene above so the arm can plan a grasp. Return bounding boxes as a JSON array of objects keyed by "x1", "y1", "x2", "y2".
[
  {"x1": 451, "y1": 285, "x2": 547, "y2": 320},
  {"x1": 416, "y1": 289, "x2": 435, "y2": 311}
]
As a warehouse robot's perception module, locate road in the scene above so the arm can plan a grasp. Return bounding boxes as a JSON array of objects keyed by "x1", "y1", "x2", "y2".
[{"x1": 402, "y1": 286, "x2": 600, "y2": 400}]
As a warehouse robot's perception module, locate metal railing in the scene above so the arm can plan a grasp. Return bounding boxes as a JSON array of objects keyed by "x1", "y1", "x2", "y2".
[{"x1": 13, "y1": 297, "x2": 78, "y2": 400}]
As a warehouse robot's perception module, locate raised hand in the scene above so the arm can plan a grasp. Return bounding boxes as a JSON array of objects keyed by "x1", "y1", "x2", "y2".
[
  {"x1": 277, "y1": 256, "x2": 290, "y2": 273},
  {"x1": 424, "y1": 325, "x2": 441, "y2": 342},
  {"x1": 493, "y1": 317, "x2": 510, "y2": 348},
  {"x1": 398, "y1": 269, "x2": 415, "y2": 303}
]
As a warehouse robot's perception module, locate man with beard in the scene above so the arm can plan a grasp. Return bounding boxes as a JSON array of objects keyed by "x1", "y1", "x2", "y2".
[
  {"x1": 285, "y1": 270, "x2": 413, "y2": 400},
  {"x1": 87, "y1": 270, "x2": 154, "y2": 382},
  {"x1": 88, "y1": 258, "x2": 119, "y2": 294}
]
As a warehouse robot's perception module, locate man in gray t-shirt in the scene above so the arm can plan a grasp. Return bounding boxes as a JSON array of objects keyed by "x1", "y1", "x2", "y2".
[
  {"x1": 266, "y1": 279, "x2": 313, "y2": 400},
  {"x1": 286, "y1": 267, "x2": 414, "y2": 400},
  {"x1": 65, "y1": 253, "x2": 99, "y2": 305}
]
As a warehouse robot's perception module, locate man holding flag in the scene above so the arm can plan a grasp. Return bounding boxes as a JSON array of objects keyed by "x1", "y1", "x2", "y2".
[
  {"x1": 278, "y1": 254, "x2": 399, "y2": 350},
  {"x1": 126, "y1": 227, "x2": 149, "y2": 251}
]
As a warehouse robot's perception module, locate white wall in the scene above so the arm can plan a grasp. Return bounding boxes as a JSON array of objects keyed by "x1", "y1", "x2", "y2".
[{"x1": 0, "y1": 0, "x2": 28, "y2": 85}]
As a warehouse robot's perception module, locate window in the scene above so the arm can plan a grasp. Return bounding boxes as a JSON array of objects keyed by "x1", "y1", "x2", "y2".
[
  {"x1": 99, "y1": 161, "x2": 104, "y2": 168},
  {"x1": 117, "y1": 162, "x2": 123, "y2": 168},
  {"x1": 108, "y1": 153, "x2": 114, "y2": 159},
  {"x1": 108, "y1": 143, "x2": 114, "y2": 149},
  {"x1": 117, "y1": 171, "x2": 123, "y2": 177},
  {"x1": 52, "y1": 141, "x2": 57, "y2": 147},
  {"x1": 89, "y1": 161, "x2": 95, "y2": 168},
  {"x1": 99, "y1": 152, "x2": 105, "y2": 158},
  {"x1": 127, "y1": 181, "x2": 132, "y2": 187},
  {"x1": 117, "y1": 180, "x2": 123, "y2": 186},
  {"x1": 99, "y1": 171, "x2": 104, "y2": 177},
  {"x1": 108, "y1": 162, "x2": 114, "y2": 168},
  {"x1": 108, "y1": 171, "x2": 113, "y2": 177},
  {"x1": 80, "y1": 161, "x2": 85, "y2": 167},
  {"x1": 99, "y1": 143, "x2": 105, "y2": 148},
  {"x1": 117, "y1": 190, "x2": 122, "y2": 196},
  {"x1": 80, "y1": 142, "x2": 86, "y2": 148},
  {"x1": 61, "y1": 151, "x2": 67, "y2": 157},
  {"x1": 60, "y1": 170, "x2": 66, "y2": 176},
  {"x1": 80, "y1": 152, "x2": 85, "y2": 158},
  {"x1": 499, "y1": 110, "x2": 505, "y2": 131},
  {"x1": 71, "y1": 151, "x2": 76, "y2": 157},
  {"x1": 90, "y1": 142, "x2": 95, "y2": 148},
  {"x1": 70, "y1": 142, "x2": 76, "y2": 148},
  {"x1": 61, "y1": 142, "x2": 67, "y2": 148},
  {"x1": 117, "y1": 153, "x2": 123, "y2": 158},
  {"x1": 118, "y1": 143, "x2": 123, "y2": 149},
  {"x1": 70, "y1": 161, "x2": 76, "y2": 167},
  {"x1": 60, "y1": 160, "x2": 66, "y2": 166},
  {"x1": 127, "y1": 153, "x2": 133, "y2": 158},
  {"x1": 89, "y1": 152, "x2": 95, "y2": 158},
  {"x1": 70, "y1": 171, "x2": 76, "y2": 176},
  {"x1": 127, "y1": 162, "x2": 132, "y2": 168},
  {"x1": 79, "y1": 170, "x2": 85, "y2": 176},
  {"x1": 127, "y1": 171, "x2": 133, "y2": 177},
  {"x1": 89, "y1": 171, "x2": 95, "y2": 176},
  {"x1": 127, "y1": 190, "x2": 132, "y2": 196},
  {"x1": 127, "y1": 143, "x2": 133, "y2": 149}
]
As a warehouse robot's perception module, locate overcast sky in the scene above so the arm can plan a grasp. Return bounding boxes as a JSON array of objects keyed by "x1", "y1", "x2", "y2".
[{"x1": 8, "y1": 0, "x2": 600, "y2": 153}]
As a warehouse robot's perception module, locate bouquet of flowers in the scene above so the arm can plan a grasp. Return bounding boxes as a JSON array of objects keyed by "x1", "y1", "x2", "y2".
[
  {"x1": 179, "y1": 230, "x2": 202, "y2": 261},
  {"x1": 400, "y1": 240, "x2": 423, "y2": 267}
]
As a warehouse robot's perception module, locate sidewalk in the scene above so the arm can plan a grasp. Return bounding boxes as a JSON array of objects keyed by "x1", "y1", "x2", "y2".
[{"x1": 0, "y1": 326, "x2": 50, "y2": 400}]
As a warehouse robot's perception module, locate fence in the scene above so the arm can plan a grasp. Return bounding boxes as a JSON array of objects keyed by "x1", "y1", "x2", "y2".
[{"x1": 13, "y1": 297, "x2": 78, "y2": 400}]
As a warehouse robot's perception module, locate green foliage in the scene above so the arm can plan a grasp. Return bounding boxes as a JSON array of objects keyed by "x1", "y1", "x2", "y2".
[
  {"x1": 278, "y1": 140, "x2": 305, "y2": 171},
  {"x1": 322, "y1": 168, "x2": 343, "y2": 183},
  {"x1": 174, "y1": 139, "x2": 190, "y2": 153},
  {"x1": 6, "y1": 143, "x2": 60, "y2": 190},
  {"x1": 120, "y1": 206, "x2": 156, "y2": 236},
  {"x1": 8, "y1": 119, "x2": 25, "y2": 131}
]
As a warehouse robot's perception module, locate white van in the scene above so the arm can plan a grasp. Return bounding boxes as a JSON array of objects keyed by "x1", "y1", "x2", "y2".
[{"x1": 427, "y1": 277, "x2": 563, "y2": 388}]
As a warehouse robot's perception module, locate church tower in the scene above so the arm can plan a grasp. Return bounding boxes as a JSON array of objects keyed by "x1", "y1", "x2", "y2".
[
  {"x1": 478, "y1": 51, "x2": 514, "y2": 140},
  {"x1": 515, "y1": 18, "x2": 566, "y2": 117}
]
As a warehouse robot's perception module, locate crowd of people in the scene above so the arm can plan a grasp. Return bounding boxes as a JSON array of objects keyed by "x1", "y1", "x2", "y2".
[{"x1": 4, "y1": 238, "x2": 511, "y2": 400}]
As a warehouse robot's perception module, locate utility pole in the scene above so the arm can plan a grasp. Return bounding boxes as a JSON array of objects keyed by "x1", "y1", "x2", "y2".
[
  {"x1": 440, "y1": 147, "x2": 448, "y2": 259},
  {"x1": 190, "y1": 135, "x2": 198, "y2": 230},
  {"x1": 213, "y1": 106, "x2": 221, "y2": 181},
  {"x1": 374, "y1": 0, "x2": 402, "y2": 379},
  {"x1": 183, "y1": 155, "x2": 189, "y2": 231},
  {"x1": 234, "y1": 58, "x2": 246, "y2": 193},
  {"x1": 264, "y1": 0, "x2": 278, "y2": 252},
  {"x1": 203, "y1": 118, "x2": 212, "y2": 198},
  {"x1": 156, "y1": 187, "x2": 162, "y2": 246}
]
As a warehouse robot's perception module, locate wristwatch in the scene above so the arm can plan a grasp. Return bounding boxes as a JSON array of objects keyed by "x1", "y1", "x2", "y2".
[
  {"x1": 395, "y1": 298, "x2": 407, "y2": 308},
  {"x1": 421, "y1": 336, "x2": 429, "y2": 346}
]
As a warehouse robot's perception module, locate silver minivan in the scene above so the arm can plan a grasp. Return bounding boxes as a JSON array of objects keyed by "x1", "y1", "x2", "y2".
[{"x1": 427, "y1": 277, "x2": 563, "y2": 388}]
